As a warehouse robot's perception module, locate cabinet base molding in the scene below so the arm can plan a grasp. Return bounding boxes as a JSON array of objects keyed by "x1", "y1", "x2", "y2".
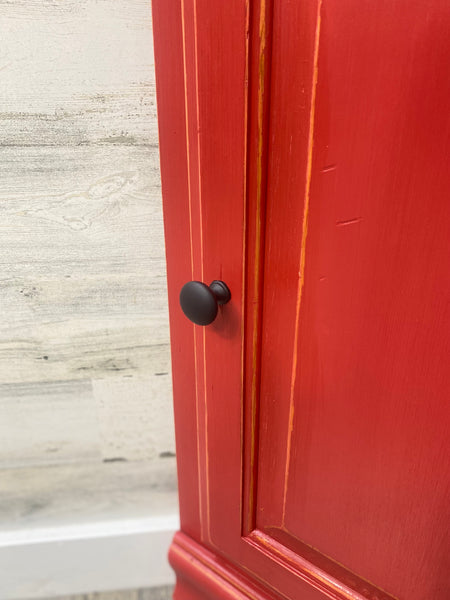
[{"x1": 169, "y1": 532, "x2": 276, "y2": 600}]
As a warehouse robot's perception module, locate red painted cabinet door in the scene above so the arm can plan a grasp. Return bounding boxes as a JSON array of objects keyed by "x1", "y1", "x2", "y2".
[{"x1": 152, "y1": 2, "x2": 450, "y2": 599}]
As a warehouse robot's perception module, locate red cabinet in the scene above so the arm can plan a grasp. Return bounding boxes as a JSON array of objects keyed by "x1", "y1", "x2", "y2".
[{"x1": 152, "y1": 2, "x2": 450, "y2": 599}]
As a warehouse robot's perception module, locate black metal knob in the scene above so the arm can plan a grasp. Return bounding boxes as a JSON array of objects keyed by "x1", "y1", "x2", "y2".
[{"x1": 179, "y1": 280, "x2": 231, "y2": 326}]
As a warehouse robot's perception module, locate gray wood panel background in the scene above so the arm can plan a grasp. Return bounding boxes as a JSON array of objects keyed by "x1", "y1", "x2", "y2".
[
  {"x1": 37, "y1": 587, "x2": 174, "y2": 600},
  {"x1": 0, "y1": 0, "x2": 176, "y2": 518}
]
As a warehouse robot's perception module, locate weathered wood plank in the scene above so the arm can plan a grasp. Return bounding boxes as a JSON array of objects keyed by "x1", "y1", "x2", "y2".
[
  {"x1": 0, "y1": 380, "x2": 99, "y2": 469},
  {"x1": 0, "y1": 458, "x2": 178, "y2": 531},
  {"x1": 36, "y1": 588, "x2": 175, "y2": 600},
  {"x1": 0, "y1": 373, "x2": 174, "y2": 466},
  {"x1": 0, "y1": 146, "x2": 169, "y2": 385},
  {"x1": 0, "y1": 0, "x2": 157, "y2": 147},
  {"x1": 0, "y1": 1, "x2": 176, "y2": 470},
  {"x1": 0, "y1": 158, "x2": 175, "y2": 462},
  {"x1": 94, "y1": 376, "x2": 175, "y2": 462}
]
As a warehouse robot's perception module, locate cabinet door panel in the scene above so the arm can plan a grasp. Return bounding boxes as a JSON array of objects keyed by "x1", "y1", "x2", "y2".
[
  {"x1": 154, "y1": 1, "x2": 450, "y2": 598},
  {"x1": 257, "y1": 2, "x2": 450, "y2": 599}
]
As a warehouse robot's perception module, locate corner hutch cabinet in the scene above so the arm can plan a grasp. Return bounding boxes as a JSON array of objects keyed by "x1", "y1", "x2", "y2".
[{"x1": 152, "y1": 2, "x2": 450, "y2": 599}]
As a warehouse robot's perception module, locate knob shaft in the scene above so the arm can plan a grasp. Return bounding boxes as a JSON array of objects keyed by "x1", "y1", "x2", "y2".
[{"x1": 179, "y1": 280, "x2": 231, "y2": 325}]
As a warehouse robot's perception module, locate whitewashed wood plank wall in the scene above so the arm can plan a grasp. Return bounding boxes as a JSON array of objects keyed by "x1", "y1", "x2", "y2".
[{"x1": 0, "y1": 0, "x2": 175, "y2": 483}]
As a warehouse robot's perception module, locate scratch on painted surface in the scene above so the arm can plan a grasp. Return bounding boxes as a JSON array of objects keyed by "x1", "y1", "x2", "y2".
[
  {"x1": 282, "y1": 0, "x2": 323, "y2": 528},
  {"x1": 336, "y1": 217, "x2": 362, "y2": 227}
]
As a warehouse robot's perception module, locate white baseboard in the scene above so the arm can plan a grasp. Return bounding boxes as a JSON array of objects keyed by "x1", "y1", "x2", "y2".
[{"x1": 0, "y1": 515, "x2": 179, "y2": 600}]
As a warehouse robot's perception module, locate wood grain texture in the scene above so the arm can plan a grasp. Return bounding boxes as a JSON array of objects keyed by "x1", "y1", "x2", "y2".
[
  {"x1": 0, "y1": 457, "x2": 177, "y2": 532},
  {"x1": 36, "y1": 588, "x2": 175, "y2": 600},
  {"x1": 0, "y1": 0, "x2": 175, "y2": 483},
  {"x1": 0, "y1": 0, "x2": 158, "y2": 147},
  {"x1": 0, "y1": 380, "x2": 99, "y2": 469}
]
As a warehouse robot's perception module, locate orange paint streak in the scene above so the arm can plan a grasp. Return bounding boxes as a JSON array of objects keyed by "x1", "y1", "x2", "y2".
[
  {"x1": 252, "y1": 532, "x2": 392, "y2": 600},
  {"x1": 180, "y1": 0, "x2": 195, "y2": 282},
  {"x1": 282, "y1": 529, "x2": 399, "y2": 600},
  {"x1": 202, "y1": 326, "x2": 211, "y2": 541},
  {"x1": 192, "y1": 0, "x2": 211, "y2": 543},
  {"x1": 240, "y1": 0, "x2": 250, "y2": 532},
  {"x1": 247, "y1": 0, "x2": 268, "y2": 532},
  {"x1": 193, "y1": 0, "x2": 204, "y2": 284},
  {"x1": 181, "y1": 0, "x2": 204, "y2": 542},
  {"x1": 255, "y1": 529, "x2": 397, "y2": 600},
  {"x1": 281, "y1": 0, "x2": 322, "y2": 527}
]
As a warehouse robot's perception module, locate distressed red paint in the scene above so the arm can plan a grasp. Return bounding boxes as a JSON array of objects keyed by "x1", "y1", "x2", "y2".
[{"x1": 153, "y1": 1, "x2": 450, "y2": 598}]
